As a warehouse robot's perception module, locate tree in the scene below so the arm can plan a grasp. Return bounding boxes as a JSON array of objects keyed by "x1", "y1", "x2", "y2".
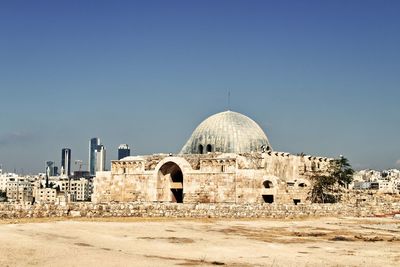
[
  {"x1": 332, "y1": 156, "x2": 354, "y2": 188},
  {"x1": 310, "y1": 174, "x2": 337, "y2": 203},
  {"x1": 310, "y1": 156, "x2": 354, "y2": 203}
]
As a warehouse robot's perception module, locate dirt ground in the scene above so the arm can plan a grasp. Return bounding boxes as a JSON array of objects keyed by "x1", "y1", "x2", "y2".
[{"x1": 0, "y1": 216, "x2": 399, "y2": 267}]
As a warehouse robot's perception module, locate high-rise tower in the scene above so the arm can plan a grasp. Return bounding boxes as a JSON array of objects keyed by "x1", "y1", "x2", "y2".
[
  {"x1": 89, "y1": 138, "x2": 100, "y2": 176},
  {"x1": 95, "y1": 145, "x2": 106, "y2": 172},
  {"x1": 46, "y1": 161, "x2": 55, "y2": 176},
  {"x1": 61, "y1": 148, "x2": 71, "y2": 176},
  {"x1": 118, "y1": 144, "x2": 130, "y2": 160}
]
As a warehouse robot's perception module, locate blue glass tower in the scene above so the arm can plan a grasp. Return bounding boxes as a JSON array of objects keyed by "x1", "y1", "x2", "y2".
[
  {"x1": 89, "y1": 138, "x2": 100, "y2": 176},
  {"x1": 118, "y1": 144, "x2": 130, "y2": 160}
]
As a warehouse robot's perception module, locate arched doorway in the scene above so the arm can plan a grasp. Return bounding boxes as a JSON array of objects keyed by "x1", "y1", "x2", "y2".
[{"x1": 157, "y1": 162, "x2": 184, "y2": 203}]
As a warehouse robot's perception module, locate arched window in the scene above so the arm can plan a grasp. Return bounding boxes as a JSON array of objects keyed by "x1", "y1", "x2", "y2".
[
  {"x1": 198, "y1": 145, "x2": 204, "y2": 154},
  {"x1": 206, "y1": 144, "x2": 212, "y2": 153}
]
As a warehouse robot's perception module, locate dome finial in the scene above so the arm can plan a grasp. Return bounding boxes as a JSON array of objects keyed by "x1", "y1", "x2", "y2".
[{"x1": 227, "y1": 90, "x2": 231, "y2": 111}]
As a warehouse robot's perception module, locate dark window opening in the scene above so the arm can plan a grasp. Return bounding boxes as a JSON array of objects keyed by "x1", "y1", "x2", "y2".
[
  {"x1": 298, "y1": 183, "x2": 307, "y2": 188},
  {"x1": 311, "y1": 162, "x2": 316, "y2": 171},
  {"x1": 198, "y1": 145, "x2": 203, "y2": 154},
  {"x1": 262, "y1": 195, "x2": 274, "y2": 203},
  {"x1": 287, "y1": 182, "x2": 295, "y2": 187},
  {"x1": 263, "y1": 180, "x2": 273, "y2": 188},
  {"x1": 293, "y1": 199, "x2": 301, "y2": 205},
  {"x1": 171, "y1": 169, "x2": 183, "y2": 183},
  {"x1": 171, "y1": 189, "x2": 183, "y2": 203},
  {"x1": 206, "y1": 144, "x2": 212, "y2": 152}
]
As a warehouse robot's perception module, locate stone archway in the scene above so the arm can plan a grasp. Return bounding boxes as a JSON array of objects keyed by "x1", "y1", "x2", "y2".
[{"x1": 157, "y1": 162, "x2": 184, "y2": 203}]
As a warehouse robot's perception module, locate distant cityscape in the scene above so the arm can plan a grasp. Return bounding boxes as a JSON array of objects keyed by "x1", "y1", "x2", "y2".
[
  {"x1": 0, "y1": 138, "x2": 130, "y2": 203},
  {"x1": 1, "y1": 123, "x2": 400, "y2": 205}
]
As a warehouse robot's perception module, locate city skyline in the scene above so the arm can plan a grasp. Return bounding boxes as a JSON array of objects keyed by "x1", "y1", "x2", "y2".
[{"x1": 1, "y1": 0, "x2": 400, "y2": 173}]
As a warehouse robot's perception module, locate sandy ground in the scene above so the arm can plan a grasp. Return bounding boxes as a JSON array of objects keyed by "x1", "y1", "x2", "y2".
[{"x1": 0, "y1": 217, "x2": 400, "y2": 267}]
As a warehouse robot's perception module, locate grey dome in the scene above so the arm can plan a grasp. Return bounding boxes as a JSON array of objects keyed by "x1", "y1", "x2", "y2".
[{"x1": 180, "y1": 111, "x2": 271, "y2": 154}]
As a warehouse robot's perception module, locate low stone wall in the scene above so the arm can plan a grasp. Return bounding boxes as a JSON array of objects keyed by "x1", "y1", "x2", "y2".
[{"x1": 1, "y1": 201, "x2": 400, "y2": 219}]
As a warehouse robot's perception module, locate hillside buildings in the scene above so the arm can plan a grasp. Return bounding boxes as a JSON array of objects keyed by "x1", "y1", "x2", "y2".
[
  {"x1": 0, "y1": 171, "x2": 93, "y2": 204},
  {"x1": 352, "y1": 169, "x2": 400, "y2": 193}
]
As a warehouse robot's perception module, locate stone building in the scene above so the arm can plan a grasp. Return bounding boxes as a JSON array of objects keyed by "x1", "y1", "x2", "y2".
[
  {"x1": 6, "y1": 177, "x2": 33, "y2": 203},
  {"x1": 93, "y1": 111, "x2": 332, "y2": 204},
  {"x1": 34, "y1": 188, "x2": 58, "y2": 203}
]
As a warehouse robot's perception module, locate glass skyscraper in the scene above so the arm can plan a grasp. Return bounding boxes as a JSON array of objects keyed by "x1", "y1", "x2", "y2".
[
  {"x1": 118, "y1": 144, "x2": 130, "y2": 160},
  {"x1": 89, "y1": 138, "x2": 100, "y2": 176},
  {"x1": 61, "y1": 148, "x2": 71, "y2": 176},
  {"x1": 96, "y1": 144, "x2": 106, "y2": 172}
]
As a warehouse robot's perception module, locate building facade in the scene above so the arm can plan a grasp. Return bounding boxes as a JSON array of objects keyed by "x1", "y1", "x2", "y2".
[
  {"x1": 94, "y1": 111, "x2": 332, "y2": 204},
  {"x1": 34, "y1": 188, "x2": 58, "y2": 203},
  {"x1": 6, "y1": 177, "x2": 33, "y2": 203},
  {"x1": 94, "y1": 152, "x2": 331, "y2": 204}
]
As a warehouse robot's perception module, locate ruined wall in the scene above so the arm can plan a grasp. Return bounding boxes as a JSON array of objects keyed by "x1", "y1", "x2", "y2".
[{"x1": 1, "y1": 200, "x2": 400, "y2": 220}]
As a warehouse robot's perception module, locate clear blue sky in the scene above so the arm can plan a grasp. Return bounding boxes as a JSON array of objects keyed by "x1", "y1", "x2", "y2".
[{"x1": 1, "y1": 0, "x2": 399, "y2": 173}]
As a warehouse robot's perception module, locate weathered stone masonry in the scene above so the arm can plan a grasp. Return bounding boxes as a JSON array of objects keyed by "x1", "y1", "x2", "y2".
[
  {"x1": 93, "y1": 152, "x2": 332, "y2": 205},
  {"x1": 1, "y1": 200, "x2": 399, "y2": 220}
]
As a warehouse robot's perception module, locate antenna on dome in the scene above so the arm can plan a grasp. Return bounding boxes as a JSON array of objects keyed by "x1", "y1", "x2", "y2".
[{"x1": 227, "y1": 90, "x2": 231, "y2": 111}]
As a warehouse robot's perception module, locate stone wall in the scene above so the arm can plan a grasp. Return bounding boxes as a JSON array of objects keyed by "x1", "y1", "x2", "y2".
[{"x1": 1, "y1": 201, "x2": 399, "y2": 220}]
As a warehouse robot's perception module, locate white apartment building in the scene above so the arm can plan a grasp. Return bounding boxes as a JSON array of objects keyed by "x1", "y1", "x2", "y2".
[
  {"x1": 352, "y1": 169, "x2": 400, "y2": 193},
  {"x1": 53, "y1": 177, "x2": 92, "y2": 201},
  {"x1": 6, "y1": 177, "x2": 33, "y2": 203},
  {"x1": 34, "y1": 188, "x2": 57, "y2": 203}
]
